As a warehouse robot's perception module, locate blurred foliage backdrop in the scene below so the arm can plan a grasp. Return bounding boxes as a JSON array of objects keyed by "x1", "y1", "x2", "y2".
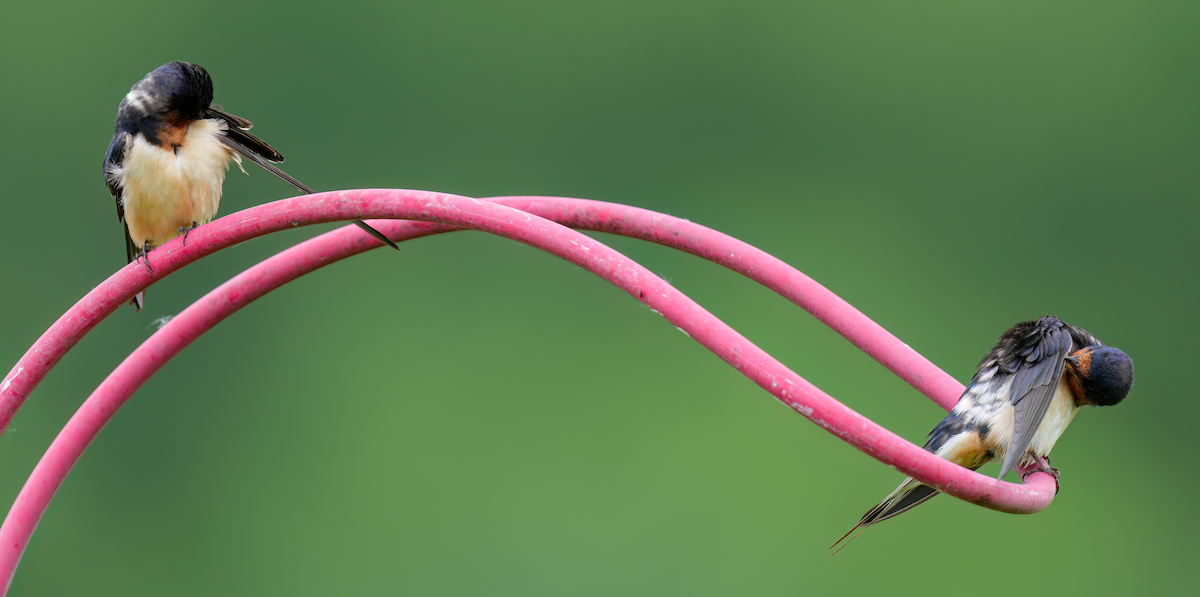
[{"x1": 0, "y1": 1, "x2": 1195, "y2": 595}]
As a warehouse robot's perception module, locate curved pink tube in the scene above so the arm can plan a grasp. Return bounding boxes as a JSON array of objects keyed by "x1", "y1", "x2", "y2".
[
  {"x1": 494, "y1": 197, "x2": 966, "y2": 411},
  {"x1": 0, "y1": 194, "x2": 960, "y2": 435},
  {"x1": 0, "y1": 191, "x2": 1055, "y2": 592}
]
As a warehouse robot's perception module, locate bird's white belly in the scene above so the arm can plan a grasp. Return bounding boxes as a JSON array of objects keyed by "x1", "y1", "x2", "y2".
[
  {"x1": 988, "y1": 375, "x2": 1079, "y2": 466},
  {"x1": 1026, "y1": 375, "x2": 1080, "y2": 458},
  {"x1": 119, "y1": 119, "x2": 235, "y2": 248}
]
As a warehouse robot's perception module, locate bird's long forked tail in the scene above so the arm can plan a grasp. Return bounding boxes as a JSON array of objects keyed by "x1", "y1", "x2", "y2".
[
  {"x1": 219, "y1": 136, "x2": 401, "y2": 251},
  {"x1": 829, "y1": 477, "x2": 941, "y2": 555}
]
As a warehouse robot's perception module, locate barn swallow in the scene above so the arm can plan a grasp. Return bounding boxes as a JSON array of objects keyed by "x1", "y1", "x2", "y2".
[
  {"x1": 104, "y1": 61, "x2": 399, "y2": 310},
  {"x1": 830, "y1": 316, "x2": 1134, "y2": 554}
]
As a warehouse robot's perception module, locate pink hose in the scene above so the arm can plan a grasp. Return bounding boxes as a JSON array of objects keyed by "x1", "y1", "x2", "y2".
[{"x1": 0, "y1": 191, "x2": 1055, "y2": 593}]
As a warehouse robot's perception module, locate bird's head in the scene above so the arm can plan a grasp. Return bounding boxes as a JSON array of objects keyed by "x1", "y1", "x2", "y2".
[{"x1": 1066, "y1": 346, "x2": 1134, "y2": 406}]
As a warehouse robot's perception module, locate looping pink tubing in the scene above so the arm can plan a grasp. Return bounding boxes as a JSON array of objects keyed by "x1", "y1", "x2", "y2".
[
  {"x1": 0, "y1": 191, "x2": 1055, "y2": 592},
  {"x1": 1, "y1": 194, "x2": 964, "y2": 431}
]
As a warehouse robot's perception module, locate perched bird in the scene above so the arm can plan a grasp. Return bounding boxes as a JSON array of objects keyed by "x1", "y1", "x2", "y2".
[
  {"x1": 104, "y1": 61, "x2": 399, "y2": 310},
  {"x1": 830, "y1": 316, "x2": 1134, "y2": 554}
]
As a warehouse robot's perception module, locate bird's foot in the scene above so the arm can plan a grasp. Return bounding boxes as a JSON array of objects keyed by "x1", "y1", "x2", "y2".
[
  {"x1": 1017, "y1": 455, "x2": 1060, "y2": 493},
  {"x1": 178, "y1": 221, "x2": 200, "y2": 246},
  {"x1": 136, "y1": 241, "x2": 155, "y2": 274}
]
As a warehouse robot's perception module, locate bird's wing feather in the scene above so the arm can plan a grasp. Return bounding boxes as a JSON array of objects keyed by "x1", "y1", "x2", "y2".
[
  {"x1": 217, "y1": 129, "x2": 401, "y2": 251},
  {"x1": 103, "y1": 131, "x2": 143, "y2": 266},
  {"x1": 998, "y1": 318, "x2": 1073, "y2": 478},
  {"x1": 123, "y1": 224, "x2": 138, "y2": 265},
  {"x1": 219, "y1": 133, "x2": 314, "y2": 195},
  {"x1": 207, "y1": 104, "x2": 253, "y2": 129},
  {"x1": 103, "y1": 131, "x2": 128, "y2": 222},
  {"x1": 205, "y1": 107, "x2": 286, "y2": 163}
]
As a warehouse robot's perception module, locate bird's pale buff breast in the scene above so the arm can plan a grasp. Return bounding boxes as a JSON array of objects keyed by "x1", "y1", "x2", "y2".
[
  {"x1": 982, "y1": 375, "x2": 1079, "y2": 468},
  {"x1": 114, "y1": 119, "x2": 239, "y2": 248}
]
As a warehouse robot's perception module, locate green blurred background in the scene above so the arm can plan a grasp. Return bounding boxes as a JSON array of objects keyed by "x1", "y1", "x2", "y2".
[{"x1": 0, "y1": 1, "x2": 1194, "y2": 594}]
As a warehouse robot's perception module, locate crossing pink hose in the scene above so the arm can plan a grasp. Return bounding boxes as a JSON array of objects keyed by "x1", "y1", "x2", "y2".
[{"x1": 0, "y1": 191, "x2": 1056, "y2": 593}]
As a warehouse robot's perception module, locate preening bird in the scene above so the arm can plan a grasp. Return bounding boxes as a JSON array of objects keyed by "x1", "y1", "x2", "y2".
[
  {"x1": 831, "y1": 316, "x2": 1134, "y2": 554},
  {"x1": 104, "y1": 61, "x2": 399, "y2": 310}
]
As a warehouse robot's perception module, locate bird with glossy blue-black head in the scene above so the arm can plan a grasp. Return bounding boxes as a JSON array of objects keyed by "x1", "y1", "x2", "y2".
[
  {"x1": 831, "y1": 316, "x2": 1134, "y2": 554},
  {"x1": 104, "y1": 61, "x2": 399, "y2": 310}
]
